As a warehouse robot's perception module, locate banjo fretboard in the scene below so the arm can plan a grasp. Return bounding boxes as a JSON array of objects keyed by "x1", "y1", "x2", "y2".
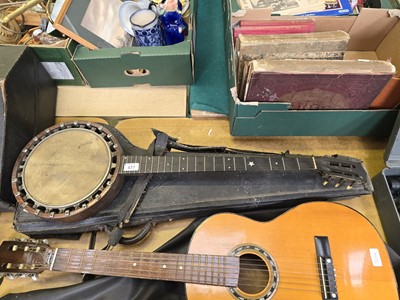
[{"x1": 119, "y1": 155, "x2": 317, "y2": 175}]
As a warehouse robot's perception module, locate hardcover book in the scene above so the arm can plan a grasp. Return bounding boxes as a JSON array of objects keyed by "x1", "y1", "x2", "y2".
[
  {"x1": 236, "y1": 30, "x2": 350, "y2": 98},
  {"x1": 239, "y1": 19, "x2": 315, "y2": 27},
  {"x1": 243, "y1": 59, "x2": 396, "y2": 109},
  {"x1": 234, "y1": 18, "x2": 316, "y2": 38}
]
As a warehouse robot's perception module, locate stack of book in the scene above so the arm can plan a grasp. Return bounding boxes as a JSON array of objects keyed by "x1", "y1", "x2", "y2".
[{"x1": 234, "y1": 19, "x2": 397, "y2": 109}]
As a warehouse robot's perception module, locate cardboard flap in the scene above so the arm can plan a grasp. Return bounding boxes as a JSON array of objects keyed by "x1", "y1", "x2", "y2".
[
  {"x1": 0, "y1": 46, "x2": 57, "y2": 206},
  {"x1": 347, "y1": 8, "x2": 398, "y2": 51},
  {"x1": 231, "y1": 8, "x2": 272, "y2": 25},
  {"x1": 314, "y1": 16, "x2": 355, "y2": 33},
  {"x1": 377, "y1": 21, "x2": 400, "y2": 78}
]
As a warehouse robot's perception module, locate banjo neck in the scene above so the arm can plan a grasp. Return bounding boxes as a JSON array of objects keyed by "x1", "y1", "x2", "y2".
[{"x1": 119, "y1": 154, "x2": 317, "y2": 175}]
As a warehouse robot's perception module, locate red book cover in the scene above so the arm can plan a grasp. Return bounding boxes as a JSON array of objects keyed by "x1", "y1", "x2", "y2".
[
  {"x1": 243, "y1": 59, "x2": 396, "y2": 109},
  {"x1": 240, "y1": 19, "x2": 315, "y2": 29},
  {"x1": 233, "y1": 24, "x2": 315, "y2": 39}
]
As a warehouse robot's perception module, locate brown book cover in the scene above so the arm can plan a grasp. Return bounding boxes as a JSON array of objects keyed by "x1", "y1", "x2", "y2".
[
  {"x1": 236, "y1": 30, "x2": 350, "y2": 98},
  {"x1": 243, "y1": 59, "x2": 396, "y2": 109}
]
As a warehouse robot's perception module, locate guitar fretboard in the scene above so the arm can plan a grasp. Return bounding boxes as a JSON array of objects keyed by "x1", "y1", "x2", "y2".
[
  {"x1": 119, "y1": 155, "x2": 317, "y2": 175},
  {"x1": 51, "y1": 248, "x2": 239, "y2": 287}
]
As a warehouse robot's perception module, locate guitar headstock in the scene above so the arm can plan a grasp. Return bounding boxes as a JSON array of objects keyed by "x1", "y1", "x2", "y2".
[
  {"x1": 315, "y1": 155, "x2": 369, "y2": 189},
  {"x1": 0, "y1": 239, "x2": 53, "y2": 280}
]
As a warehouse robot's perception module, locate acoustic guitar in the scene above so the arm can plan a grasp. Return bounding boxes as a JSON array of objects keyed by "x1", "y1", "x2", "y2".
[
  {"x1": 12, "y1": 121, "x2": 369, "y2": 222},
  {"x1": 1, "y1": 202, "x2": 396, "y2": 299}
]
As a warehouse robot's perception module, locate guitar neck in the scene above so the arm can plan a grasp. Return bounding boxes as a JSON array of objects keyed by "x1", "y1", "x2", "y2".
[
  {"x1": 119, "y1": 155, "x2": 317, "y2": 175},
  {"x1": 50, "y1": 248, "x2": 239, "y2": 287}
]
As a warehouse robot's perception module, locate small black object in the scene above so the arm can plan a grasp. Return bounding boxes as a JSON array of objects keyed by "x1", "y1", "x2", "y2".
[
  {"x1": 387, "y1": 176, "x2": 400, "y2": 197},
  {"x1": 363, "y1": 0, "x2": 381, "y2": 8}
]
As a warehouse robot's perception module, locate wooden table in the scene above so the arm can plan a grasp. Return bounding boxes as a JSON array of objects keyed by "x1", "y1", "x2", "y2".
[{"x1": 0, "y1": 117, "x2": 389, "y2": 297}]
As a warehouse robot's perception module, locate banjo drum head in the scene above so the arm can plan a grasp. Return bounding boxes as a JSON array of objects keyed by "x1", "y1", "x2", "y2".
[{"x1": 12, "y1": 122, "x2": 124, "y2": 222}]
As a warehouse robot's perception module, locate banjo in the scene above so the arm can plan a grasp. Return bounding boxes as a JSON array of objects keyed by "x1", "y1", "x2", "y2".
[{"x1": 12, "y1": 121, "x2": 368, "y2": 222}]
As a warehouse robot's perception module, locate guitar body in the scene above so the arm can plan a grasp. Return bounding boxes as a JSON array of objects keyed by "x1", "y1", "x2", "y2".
[{"x1": 187, "y1": 202, "x2": 398, "y2": 300}]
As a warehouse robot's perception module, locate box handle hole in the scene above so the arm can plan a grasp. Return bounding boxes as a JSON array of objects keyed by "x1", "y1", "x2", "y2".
[{"x1": 124, "y1": 69, "x2": 150, "y2": 77}]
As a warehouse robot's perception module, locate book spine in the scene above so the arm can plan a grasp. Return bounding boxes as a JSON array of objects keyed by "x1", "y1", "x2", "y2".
[
  {"x1": 233, "y1": 25, "x2": 315, "y2": 39},
  {"x1": 240, "y1": 19, "x2": 315, "y2": 28}
]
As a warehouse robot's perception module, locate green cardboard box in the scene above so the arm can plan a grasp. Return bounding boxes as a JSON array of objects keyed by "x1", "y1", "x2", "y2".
[
  {"x1": 224, "y1": 3, "x2": 400, "y2": 136},
  {"x1": 72, "y1": 0, "x2": 196, "y2": 88},
  {"x1": 0, "y1": 40, "x2": 85, "y2": 86},
  {"x1": 29, "y1": 39, "x2": 85, "y2": 86}
]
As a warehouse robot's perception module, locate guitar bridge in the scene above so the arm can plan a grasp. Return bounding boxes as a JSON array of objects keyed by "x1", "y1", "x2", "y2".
[{"x1": 315, "y1": 236, "x2": 338, "y2": 300}]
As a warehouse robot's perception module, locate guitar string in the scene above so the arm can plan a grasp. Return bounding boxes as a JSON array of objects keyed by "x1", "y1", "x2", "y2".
[
  {"x1": 28, "y1": 255, "x2": 332, "y2": 288},
  {"x1": 49, "y1": 259, "x2": 339, "y2": 281},
  {"x1": 26, "y1": 248, "x2": 341, "y2": 277},
  {"x1": 37, "y1": 259, "x2": 325, "y2": 292},
  {"x1": 10, "y1": 264, "x2": 324, "y2": 293},
  {"x1": 12, "y1": 256, "x2": 344, "y2": 291},
  {"x1": 16, "y1": 246, "x2": 341, "y2": 275},
  {"x1": 51, "y1": 252, "x2": 341, "y2": 275},
  {"x1": 52, "y1": 248, "x2": 339, "y2": 266},
  {"x1": 15, "y1": 260, "x2": 326, "y2": 287},
  {"x1": 45, "y1": 256, "x2": 336, "y2": 291}
]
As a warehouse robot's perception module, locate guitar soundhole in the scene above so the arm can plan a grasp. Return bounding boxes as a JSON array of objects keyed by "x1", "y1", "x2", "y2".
[
  {"x1": 238, "y1": 253, "x2": 269, "y2": 294},
  {"x1": 230, "y1": 245, "x2": 278, "y2": 300}
]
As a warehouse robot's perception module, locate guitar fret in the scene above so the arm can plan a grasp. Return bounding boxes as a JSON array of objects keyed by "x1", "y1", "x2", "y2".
[
  {"x1": 282, "y1": 157, "x2": 286, "y2": 170},
  {"x1": 222, "y1": 256, "x2": 226, "y2": 285},
  {"x1": 66, "y1": 249, "x2": 72, "y2": 271},
  {"x1": 216, "y1": 255, "x2": 222, "y2": 285},
  {"x1": 157, "y1": 156, "x2": 160, "y2": 173},
  {"x1": 269, "y1": 157, "x2": 272, "y2": 170},
  {"x1": 134, "y1": 155, "x2": 138, "y2": 173},
  {"x1": 186, "y1": 156, "x2": 189, "y2": 172},
  {"x1": 79, "y1": 249, "x2": 85, "y2": 273},
  {"x1": 157, "y1": 252, "x2": 162, "y2": 280},
  {"x1": 109, "y1": 250, "x2": 116, "y2": 275},
  {"x1": 244, "y1": 157, "x2": 247, "y2": 171},
  {"x1": 184, "y1": 255, "x2": 189, "y2": 282},
  {"x1": 190, "y1": 255, "x2": 194, "y2": 282},
  {"x1": 312, "y1": 156, "x2": 317, "y2": 169},
  {"x1": 206, "y1": 255, "x2": 214, "y2": 284},
  {"x1": 139, "y1": 156, "x2": 143, "y2": 173},
  {"x1": 296, "y1": 157, "x2": 301, "y2": 170},
  {"x1": 233, "y1": 157, "x2": 236, "y2": 171}
]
